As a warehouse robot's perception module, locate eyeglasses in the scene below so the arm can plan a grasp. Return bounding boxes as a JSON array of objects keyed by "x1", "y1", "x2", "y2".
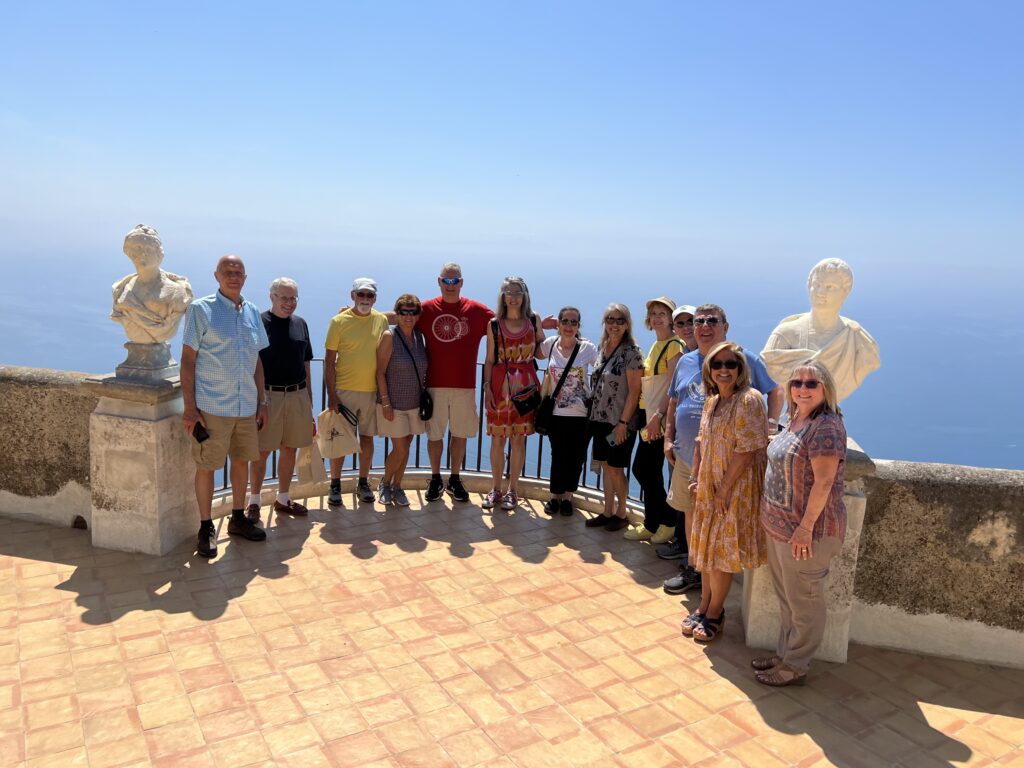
[
  {"x1": 604, "y1": 317, "x2": 627, "y2": 326},
  {"x1": 354, "y1": 291, "x2": 376, "y2": 300},
  {"x1": 273, "y1": 295, "x2": 298, "y2": 304},
  {"x1": 673, "y1": 319, "x2": 693, "y2": 327},
  {"x1": 503, "y1": 291, "x2": 524, "y2": 297},
  {"x1": 710, "y1": 359, "x2": 740, "y2": 370},
  {"x1": 440, "y1": 277, "x2": 463, "y2": 286},
  {"x1": 693, "y1": 317, "x2": 721, "y2": 327},
  {"x1": 789, "y1": 379, "x2": 821, "y2": 389},
  {"x1": 559, "y1": 318, "x2": 579, "y2": 326},
  {"x1": 396, "y1": 308, "x2": 421, "y2": 316}
]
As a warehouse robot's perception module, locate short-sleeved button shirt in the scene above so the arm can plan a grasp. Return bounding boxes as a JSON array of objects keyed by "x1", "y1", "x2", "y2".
[{"x1": 182, "y1": 291, "x2": 269, "y2": 417}]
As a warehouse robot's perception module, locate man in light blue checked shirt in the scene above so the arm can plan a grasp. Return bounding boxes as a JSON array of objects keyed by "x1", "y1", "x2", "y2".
[{"x1": 181, "y1": 255, "x2": 270, "y2": 558}]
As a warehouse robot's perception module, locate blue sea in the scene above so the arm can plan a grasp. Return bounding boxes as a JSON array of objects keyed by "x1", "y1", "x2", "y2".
[{"x1": 1, "y1": 245, "x2": 1021, "y2": 472}]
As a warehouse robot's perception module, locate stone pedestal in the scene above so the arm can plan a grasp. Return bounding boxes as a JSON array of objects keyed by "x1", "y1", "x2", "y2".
[
  {"x1": 115, "y1": 341, "x2": 179, "y2": 381},
  {"x1": 87, "y1": 375, "x2": 197, "y2": 555},
  {"x1": 742, "y1": 438, "x2": 874, "y2": 663}
]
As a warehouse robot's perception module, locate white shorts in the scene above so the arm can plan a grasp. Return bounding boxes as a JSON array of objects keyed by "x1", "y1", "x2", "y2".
[
  {"x1": 376, "y1": 405, "x2": 425, "y2": 439},
  {"x1": 425, "y1": 387, "x2": 479, "y2": 441}
]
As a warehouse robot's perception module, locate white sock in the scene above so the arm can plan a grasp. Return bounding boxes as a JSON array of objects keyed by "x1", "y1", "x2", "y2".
[
  {"x1": 248, "y1": 493, "x2": 261, "y2": 507},
  {"x1": 277, "y1": 491, "x2": 290, "y2": 504}
]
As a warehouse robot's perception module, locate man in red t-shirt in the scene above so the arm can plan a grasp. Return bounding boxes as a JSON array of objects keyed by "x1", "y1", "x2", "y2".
[{"x1": 416, "y1": 262, "x2": 494, "y2": 503}]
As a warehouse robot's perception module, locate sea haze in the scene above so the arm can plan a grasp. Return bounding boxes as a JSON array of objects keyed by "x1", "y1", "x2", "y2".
[{"x1": 0, "y1": 245, "x2": 1020, "y2": 472}]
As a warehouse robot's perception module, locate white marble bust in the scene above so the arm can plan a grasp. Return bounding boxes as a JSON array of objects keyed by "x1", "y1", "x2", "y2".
[
  {"x1": 110, "y1": 225, "x2": 192, "y2": 344},
  {"x1": 761, "y1": 258, "x2": 880, "y2": 402}
]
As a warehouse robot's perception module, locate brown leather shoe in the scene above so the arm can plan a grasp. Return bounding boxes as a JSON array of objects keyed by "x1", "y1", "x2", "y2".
[{"x1": 273, "y1": 499, "x2": 308, "y2": 516}]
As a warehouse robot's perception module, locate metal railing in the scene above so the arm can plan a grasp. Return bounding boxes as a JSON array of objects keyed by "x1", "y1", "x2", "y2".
[{"x1": 225, "y1": 359, "x2": 642, "y2": 498}]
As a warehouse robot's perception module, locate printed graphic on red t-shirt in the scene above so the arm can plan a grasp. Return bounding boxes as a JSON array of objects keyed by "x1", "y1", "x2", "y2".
[{"x1": 417, "y1": 297, "x2": 494, "y2": 389}]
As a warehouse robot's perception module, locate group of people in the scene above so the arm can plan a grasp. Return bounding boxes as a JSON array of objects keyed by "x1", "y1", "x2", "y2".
[{"x1": 181, "y1": 257, "x2": 850, "y2": 686}]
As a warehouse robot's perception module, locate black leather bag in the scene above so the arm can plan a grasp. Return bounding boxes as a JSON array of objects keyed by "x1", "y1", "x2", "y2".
[
  {"x1": 510, "y1": 383, "x2": 541, "y2": 416},
  {"x1": 418, "y1": 389, "x2": 434, "y2": 421}
]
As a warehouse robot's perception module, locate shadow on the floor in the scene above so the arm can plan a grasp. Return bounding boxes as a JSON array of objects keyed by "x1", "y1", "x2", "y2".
[{"x1": 695, "y1": 624, "x2": 1024, "y2": 767}]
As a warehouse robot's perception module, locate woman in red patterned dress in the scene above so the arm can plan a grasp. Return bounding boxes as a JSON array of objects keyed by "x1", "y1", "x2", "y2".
[{"x1": 482, "y1": 276, "x2": 546, "y2": 510}]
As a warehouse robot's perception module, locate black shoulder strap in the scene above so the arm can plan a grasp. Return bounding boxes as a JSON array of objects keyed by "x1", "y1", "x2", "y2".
[
  {"x1": 652, "y1": 338, "x2": 684, "y2": 374},
  {"x1": 549, "y1": 341, "x2": 581, "y2": 401}
]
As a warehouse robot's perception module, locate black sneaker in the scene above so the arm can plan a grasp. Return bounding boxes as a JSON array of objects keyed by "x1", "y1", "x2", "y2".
[
  {"x1": 584, "y1": 515, "x2": 611, "y2": 528},
  {"x1": 605, "y1": 516, "x2": 629, "y2": 532},
  {"x1": 228, "y1": 515, "x2": 267, "y2": 542},
  {"x1": 656, "y1": 540, "x2": 688, "y2": 560},
  {"x1": 197, "y1": 525, "x2": 217, "y2": 558},
  {"x1": 446, "y1": 476, "x2": 470, "y2": 503},
  {"x1": 543, "y1": 498, "x2": 560, "y2": 516},
  {"x1": 664, "y1": 565, "x2": 702, "y2": 595},
  {"x1": 327, "y1": 481, "x2": 342, "y2": 506},
  {"x1": 425, "y1": 476, "x2": 444, "y2": 502},
  {"x1": 357, "y1": 479, "x2": 375, "y2": 504},
  {"x1": 559, "y1": 499, "x2": 573, "y2": 517}
]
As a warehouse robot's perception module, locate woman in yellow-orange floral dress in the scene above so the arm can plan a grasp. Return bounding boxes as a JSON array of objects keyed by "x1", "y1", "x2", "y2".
[{"x1": 684, "y1": 341, "x2": 769, "y2": 643}]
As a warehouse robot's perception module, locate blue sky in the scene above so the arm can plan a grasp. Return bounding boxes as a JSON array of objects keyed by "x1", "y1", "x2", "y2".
[{"x1": 1, "y1": 2, "x2": 1022, "y2": 467}]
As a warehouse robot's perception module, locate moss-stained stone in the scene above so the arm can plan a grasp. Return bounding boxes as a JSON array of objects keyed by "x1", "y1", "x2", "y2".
[
  {"x1": 859, "y1": 460, "x2": 1024, "y2": 632},
  {"x1": 0, "y1": 366, "x2": 100, "y2": 498}
]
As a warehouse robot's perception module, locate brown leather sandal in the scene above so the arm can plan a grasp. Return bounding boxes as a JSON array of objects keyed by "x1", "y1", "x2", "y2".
[
  {"x1": 755, "y1": 662, "x2": 807, "y2": 687},
  {"x1": 750, "y1": 655, "x2": 781, "y2": 672}
]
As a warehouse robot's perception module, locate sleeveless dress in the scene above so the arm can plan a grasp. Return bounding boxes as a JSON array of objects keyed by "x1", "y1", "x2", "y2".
[{"x1": 486, "y1": 319, "x2": 540, "y2": 437}]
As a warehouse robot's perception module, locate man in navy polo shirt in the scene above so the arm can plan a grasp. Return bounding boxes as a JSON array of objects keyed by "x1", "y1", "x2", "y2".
[
  {"x1": 660, "y1": 303, "x2": 784, "y2": 593},
  {"x1": 181, "y1": 255, "x2": 270, "y2": 558}
]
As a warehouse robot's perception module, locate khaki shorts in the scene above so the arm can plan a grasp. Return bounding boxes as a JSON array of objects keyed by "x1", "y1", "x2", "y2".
[
  {"x1": 426, "y1": 387, "x2": 479, "y2": 441},
  {"x1": 337, "y1": 390, "x2": 377, "y2": 437},
  {"x1": 666, "y1": 454, "x2": 694, "y2": 514},
  {"x1": 191, "y1": 412, "x2": 260, "y2": 470},
  {"x1": 258, "y1": 389, "x2": 313, "y2": 452},
  {"x1": 376, "y1": 405, "x2": 425, "y2": 439}
]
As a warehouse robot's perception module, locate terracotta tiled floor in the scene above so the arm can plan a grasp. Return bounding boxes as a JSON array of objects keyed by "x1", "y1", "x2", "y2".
[{"x1": 2, "y1": 492, "x2": 1023, "y2": 767}]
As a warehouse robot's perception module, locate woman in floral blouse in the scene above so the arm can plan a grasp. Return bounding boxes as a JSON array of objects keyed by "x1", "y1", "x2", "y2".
[{"x1": 584, "y1": 304, "x2": 644, "y2": 531}]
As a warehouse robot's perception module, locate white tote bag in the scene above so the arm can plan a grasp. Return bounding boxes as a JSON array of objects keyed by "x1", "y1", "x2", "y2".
[{"x1": 316, "y1": 408, "x2": 358, "y2": 459}]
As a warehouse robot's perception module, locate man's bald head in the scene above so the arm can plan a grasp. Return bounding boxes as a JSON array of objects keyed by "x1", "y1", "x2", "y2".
[{"x1": 214, "y1": 255, "x2": 247, "y2": 302}]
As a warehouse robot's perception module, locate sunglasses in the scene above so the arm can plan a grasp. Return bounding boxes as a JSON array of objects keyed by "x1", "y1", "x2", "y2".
[
  {"x1": 559, "y1": 318, "x2": 579, "y2": 326},
  {"x1": 396, "y1": 308, "x2": 421, "y2": 316},
  {"x1": 440, "y1": 277, "x2": 463, "y2": 286},
  {"x1": 604, "y1": 316, "x2": 627, "y2": 326},
  {"x1": 693, "y1": 317, "x2": 721, "y2": 327},
  {"x1": 710, "y1": 359, "x2": 740, "y2": 370},
  {"x1": 673, "y1": 319, "x2": 693, "y2": 327},
  {"x1": 354, "y1": 291, "x2": 376, "y2": 300},
  {"x1": 789, "y1": 379, "x2": 821, "y2": 389},
  {"x1": 503, "y1": 291, "x2": 525, "y2": 297}
]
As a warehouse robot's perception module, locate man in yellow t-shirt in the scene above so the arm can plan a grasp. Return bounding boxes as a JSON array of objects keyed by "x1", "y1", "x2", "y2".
[{"x1": 324, "y1": 277, "x2": 389, "y2": 505}]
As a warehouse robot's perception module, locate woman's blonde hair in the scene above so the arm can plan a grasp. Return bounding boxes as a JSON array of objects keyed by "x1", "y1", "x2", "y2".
[
  {"x1": 599, "y1": 303, "x2": 636, "y2": 349},
  {"x1": 701, "y1": 341, "x2": 751, "y2": 395},
  {"x1": 786, "y1": 359, "x2": 842, "y2": 421}
]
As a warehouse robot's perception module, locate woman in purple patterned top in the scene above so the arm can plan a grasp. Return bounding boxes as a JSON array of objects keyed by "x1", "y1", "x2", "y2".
[{"x1": 755, "y1": 359, "x2": 847, "y2": 686}]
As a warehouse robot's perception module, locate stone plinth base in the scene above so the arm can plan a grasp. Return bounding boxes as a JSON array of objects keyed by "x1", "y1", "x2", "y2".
[
  {"x1": 88, "y1": 376, "x2": 197, "y2": 554},
  {"x1": 115, "y1": 341, "x2": 179, "y2": 381}
]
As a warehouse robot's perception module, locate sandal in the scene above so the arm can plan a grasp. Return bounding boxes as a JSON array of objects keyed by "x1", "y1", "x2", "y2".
[
  {"x1": 680, "y1": 610, "x2": 705, "y2": 637},
  {"x1": 751, "y1": 655, "x2": 782, "y2": 672},
  {"x1": 692, "y1": 611, "x2": 725, "y2": 643},
  {"x1": 755, "y1": 662, "x2": 807, "y2": 687}
]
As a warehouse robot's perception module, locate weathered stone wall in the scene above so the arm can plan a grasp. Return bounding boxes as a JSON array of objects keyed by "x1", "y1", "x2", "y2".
[
  {"x1": 858, "y1": 459, "x2": 1024, "y2": 633},
  {"x1": 0, "y1": 366, "x2": 98, "y2": 498}
]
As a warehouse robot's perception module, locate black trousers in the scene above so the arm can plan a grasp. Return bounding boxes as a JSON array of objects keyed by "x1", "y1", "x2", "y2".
[
  {"x1": 632, "y1": 409, "x2": 674, "y2": 531},
  {"x1": 547, "y1": 415, "x2": 590, "y2": 494}
]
